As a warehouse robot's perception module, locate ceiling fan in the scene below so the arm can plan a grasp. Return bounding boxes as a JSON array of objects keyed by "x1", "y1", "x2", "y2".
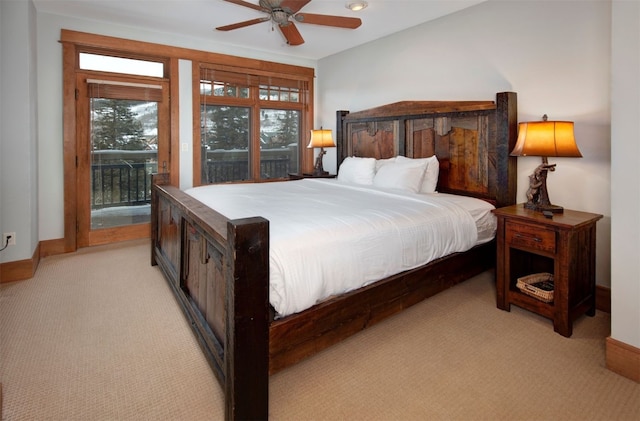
[{"x1": 217, "y1": 0, "x2": 362, "y2": 46}]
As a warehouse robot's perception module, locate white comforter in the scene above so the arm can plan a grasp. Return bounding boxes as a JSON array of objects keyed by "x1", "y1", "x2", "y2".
[{"x1": 186, "y1": 179, "x2": 494, "y2": 317}]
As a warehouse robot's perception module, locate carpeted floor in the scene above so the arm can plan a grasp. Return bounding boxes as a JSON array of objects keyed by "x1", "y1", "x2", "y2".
[{"x1": 1, "y1": 239, "x2": 638, "y2": 420}]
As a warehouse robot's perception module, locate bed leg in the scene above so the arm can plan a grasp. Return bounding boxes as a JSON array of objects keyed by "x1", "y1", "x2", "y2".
[{"x1": 226, "y1": 217, "x2": 270, "y2": 421}]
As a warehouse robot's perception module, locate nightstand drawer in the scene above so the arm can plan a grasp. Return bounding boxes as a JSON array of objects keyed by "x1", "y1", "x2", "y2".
[{"x1": 506, "y1": 221, "x2": 556, "y2": 253}]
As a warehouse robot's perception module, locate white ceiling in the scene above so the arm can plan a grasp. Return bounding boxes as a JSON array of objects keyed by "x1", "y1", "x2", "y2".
[{"x1": 32, "y1": 0, "x2": 486, "y2": 60}]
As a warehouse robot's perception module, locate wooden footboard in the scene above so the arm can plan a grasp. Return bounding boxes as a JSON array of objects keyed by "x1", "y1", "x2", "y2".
[{"x1": 151, "y1": 173, "x2": 269, "y2": 420}]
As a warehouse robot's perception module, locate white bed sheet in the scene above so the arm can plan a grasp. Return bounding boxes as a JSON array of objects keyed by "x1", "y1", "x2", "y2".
[
  {"x1": 429, "y1": 192, "x2": 497, "y2": 245},
  {"x1": 185, "y1": 179, "x2": 495, "y2": 317}
]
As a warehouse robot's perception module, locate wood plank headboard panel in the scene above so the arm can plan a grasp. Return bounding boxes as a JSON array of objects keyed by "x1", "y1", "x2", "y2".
[{"x1": 336, "y1": 92, "x2": 518, "y2": 208}]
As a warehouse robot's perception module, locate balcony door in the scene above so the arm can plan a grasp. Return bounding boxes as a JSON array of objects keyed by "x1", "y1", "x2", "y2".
[{"x1": 76, "y1": 73, "x2": 170, "y2": 247}]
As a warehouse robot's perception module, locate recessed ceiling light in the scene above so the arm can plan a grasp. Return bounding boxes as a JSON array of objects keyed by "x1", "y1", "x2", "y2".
[{"x1": 346, "y1": 1, "x2": 368, "y2": 12}]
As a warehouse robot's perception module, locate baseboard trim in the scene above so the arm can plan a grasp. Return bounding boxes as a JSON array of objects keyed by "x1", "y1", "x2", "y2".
[
  {"x1": 606, "y1": 337, "x2": 640, "y2": 383},
  {"x1": 1, "y1": 235, "x2": 149, "y2": 283},
  {"x1": 39, "y1": 238, "x2": 68, "y2": 258},
  {"x1": 0, "y1": 243, "x2": 40, "y2": 283},
  {"x1": 596, "y1": 285, "x2": 611, "y2": 313}
]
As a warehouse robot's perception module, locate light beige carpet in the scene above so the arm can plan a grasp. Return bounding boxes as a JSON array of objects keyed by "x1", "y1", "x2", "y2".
[{"x1": 1, "y1": 239, "x2": 638, "y2": 420}]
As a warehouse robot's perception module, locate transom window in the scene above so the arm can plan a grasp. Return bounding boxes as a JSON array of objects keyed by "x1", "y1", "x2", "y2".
[
  {"x1": 259, "y1": 84, "x2": 300, "y2": 102},
  {"x1": 79, "y1": 52, "x2": 164, "y2": 78}
]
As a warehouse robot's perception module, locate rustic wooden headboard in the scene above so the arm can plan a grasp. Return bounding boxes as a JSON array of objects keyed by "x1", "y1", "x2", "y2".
[{"x1": 336, "y1": 92, "x2": 518, "y2": 208}]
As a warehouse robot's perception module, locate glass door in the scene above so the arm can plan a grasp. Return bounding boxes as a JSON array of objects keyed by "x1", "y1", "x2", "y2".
[{"x1": 76, "y1": 74, "x2": 169, "y2": 247}]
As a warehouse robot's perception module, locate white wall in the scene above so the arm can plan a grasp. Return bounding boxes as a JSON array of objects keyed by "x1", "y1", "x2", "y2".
[
  {"x1": 610, "y1": 0, "x2": 639, "y2": 349},
  {"x1": 318, "y1": 0, "x2": 612, "y2": 289},
  {"x1": 0, "y1": 0, "x2": 39, "y2": 264}
]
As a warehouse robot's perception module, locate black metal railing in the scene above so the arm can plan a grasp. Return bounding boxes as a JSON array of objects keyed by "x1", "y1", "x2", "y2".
[
  {"x1": 91, "y1": 162, "x2": 155, "y2": 209},
  {"x1": 90, "y1": 147, "x2": 298, "y2": 209},
  {"x1": 204, "y1": 157, "x2": 291, "y2": 183}
]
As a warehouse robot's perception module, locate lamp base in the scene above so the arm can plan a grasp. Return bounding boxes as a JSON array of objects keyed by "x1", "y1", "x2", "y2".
[
  {"x1": 524, "y1": 157, "x2": 564, "y2": 214},
  {"x1": 523, "y1": 201, "x2": 564, "y2": 214},
  {"x1": 311, "y1": 169, "x2": 329, "y2": 176},
  {"x1": 312, "y1": 147, "x2": 328, "y2": 177}
]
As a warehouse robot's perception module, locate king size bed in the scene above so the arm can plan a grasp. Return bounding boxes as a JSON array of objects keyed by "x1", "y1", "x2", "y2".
[{"x1": 151, "y1": 92, "x2": 517, "y2": 420}]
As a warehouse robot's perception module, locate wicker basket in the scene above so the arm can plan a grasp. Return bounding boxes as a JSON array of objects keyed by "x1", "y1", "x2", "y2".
[{"x1": 516, "y1": 272, "x2": 554, "y2": 303}]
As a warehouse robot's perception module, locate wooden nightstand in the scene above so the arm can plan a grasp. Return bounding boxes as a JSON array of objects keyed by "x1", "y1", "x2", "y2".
[
  {"x1": 288, "y1": 172, "x2": 336, "y2": 180},
  {"x1": 493, "y1": 204, "x2": 603, "y2": 337}
]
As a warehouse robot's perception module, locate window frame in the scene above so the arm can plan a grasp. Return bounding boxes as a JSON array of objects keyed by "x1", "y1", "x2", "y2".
[{"x1": 193, "y1": 62, "x2": 313, "y2": 186}]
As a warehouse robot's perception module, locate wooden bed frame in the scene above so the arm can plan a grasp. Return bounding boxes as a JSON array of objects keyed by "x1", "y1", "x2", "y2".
[{"x1": 151, "y1": 92, "x2": 517, "y2": 420}]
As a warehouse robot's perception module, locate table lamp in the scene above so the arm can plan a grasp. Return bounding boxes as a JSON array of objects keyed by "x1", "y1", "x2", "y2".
[
  {"x1": 510, "y1": 114, "x2": 582, "y2": 213},
  {"x1": 307, "y1": 128, "x2": 335, "y2": 176}
]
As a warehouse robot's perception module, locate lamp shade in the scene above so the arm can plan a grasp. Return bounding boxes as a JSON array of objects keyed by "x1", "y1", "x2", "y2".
[
  {"x1": 511, "y1": 120, "x2": 582, "y2": 158},
  {"x1": 307, "y1": 129, "x2": 335, "y2": 149}
]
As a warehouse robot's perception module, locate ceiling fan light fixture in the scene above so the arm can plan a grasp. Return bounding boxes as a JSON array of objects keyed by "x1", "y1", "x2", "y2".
[{"x1": 346, "y1": 1, "x2": 368, "y2": 12}]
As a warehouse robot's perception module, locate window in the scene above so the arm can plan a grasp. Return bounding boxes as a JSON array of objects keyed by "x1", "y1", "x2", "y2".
[
  {"x1": 198, "y1": 66, "x2": 310, "y2": 185},
  {"x1": 79, "y1": 53, "x2": 164, "y2": 77}
]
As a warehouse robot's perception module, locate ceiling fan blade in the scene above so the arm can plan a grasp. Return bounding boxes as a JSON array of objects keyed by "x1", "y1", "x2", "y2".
[
  {"x1": 222, "y1": 0, "x2": 265, "y2": 12},
  {"x1": 279, "y1": 22, "x2": 305, "y2": 45},
  {"x1": 294, "y1": 13, "x2": 362, "y2": 29},
  {"x1": 279, "y1": 0, "x2": 311, "y2": 14},
  {"x1": 216, "y1": 17, "x2": 270, "y2": 31}
]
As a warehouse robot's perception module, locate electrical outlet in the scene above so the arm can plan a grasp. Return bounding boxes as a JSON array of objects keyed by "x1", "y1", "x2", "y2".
[{"x1": 3, "y1": 232, "x2": 16, "y2": 246}]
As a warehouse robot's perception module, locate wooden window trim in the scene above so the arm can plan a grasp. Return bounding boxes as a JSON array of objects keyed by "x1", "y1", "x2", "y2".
[
  {"x1": 195, "y1": 63, "x2": 312, "y2": 186},
  {"x1": 61, "y1": 29, "x2": 314, "y2": 252}
]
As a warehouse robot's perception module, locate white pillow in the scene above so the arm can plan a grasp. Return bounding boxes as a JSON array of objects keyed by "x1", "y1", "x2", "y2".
[
  {"x1": 372, "y1": 159, "x2": 427, "y2": 193},
  {"x1": 337, "y1": 157, "x2": 376, "y2": 185},
  {"x1": 420, "y1": 155, "x2": 439, "y2": 193},
  {"x1": 396, "y1": 155, "x2": 439, "y2": 193},
  {"x1": 375, "y1": 157, "x2": 397, "y2": 172}
]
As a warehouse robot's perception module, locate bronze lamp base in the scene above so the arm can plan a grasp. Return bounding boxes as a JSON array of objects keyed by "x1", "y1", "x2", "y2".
[{"x1": 524, "y1": 157, "x2": 564, "y2": 214}]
